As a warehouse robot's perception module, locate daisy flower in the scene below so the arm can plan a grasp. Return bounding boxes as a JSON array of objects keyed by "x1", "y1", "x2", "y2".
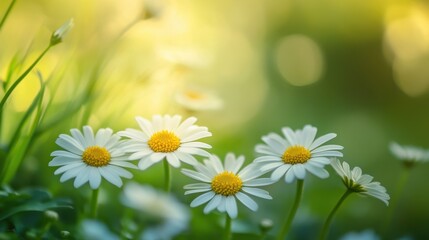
[
  {"x1": 121, "y1": 182, "x2": 190, "y2": 240},
  {"x1": 254, "y1": 125, "x2": 343, "y2": 183},
  {"x1": 49, "y1": 126, "x2": 137, "y2": 189},
  {"x1": 389, "y1": 142, "x2": 429, "y2": 167},
  {"x1": 118, "y1": 115, "x2": 212, "y2": 170},
  {"x1": 330, "y1": 159, "x2": 390, "y2": 205},
  {"x1": 181, "y1": 153, "x2": 273, "y2": 218},
  {"x1": 175, "y1": 86, "x2": 223, "y2": 112}
]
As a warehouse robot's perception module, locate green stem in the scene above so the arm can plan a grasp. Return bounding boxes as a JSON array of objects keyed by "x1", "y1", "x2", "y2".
[
  {"x1": 90, "y1": 188, "x2": 100, "y2": 218},
  {"x1": 163, "y1": 160, "x2": 171, "y2": 192},
  {"x1": 276, "y1": 179, "x2": 304, "y2": 240},
  {"x1": 0, "y1": 0, "x2": 17, "y2": 31},
  {"x1": 0, "y1": 45, "x2": 51, "y2": 135},
  {"x1": 319, "y1": 189, "x2": 352, "y2": 240},
  {"x1": 120, "y1": 208, "x2": 135, "y2": 240},
  {"x1": 381, "y1": 167, "x2": 410, "y2": 238},
  {"x1": 224, "y1": 214, "x2": 232, "y2": 240}
]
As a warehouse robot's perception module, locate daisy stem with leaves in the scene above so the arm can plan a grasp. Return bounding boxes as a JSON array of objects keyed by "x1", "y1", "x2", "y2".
[
  {"x1": 276, "y1": 179, "x2": 304, "y2": 240},
  {"x1": 319, "y1": 189, "x2": 352, "y2": 240},
  {"x1": 89, "y1": 188, "x2": 100, "y2": 218}
]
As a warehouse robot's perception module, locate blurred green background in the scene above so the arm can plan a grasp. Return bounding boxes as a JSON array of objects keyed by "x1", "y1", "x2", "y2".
[{"x1": 1, "y1": 0, "x2": 429, "y2": 239}]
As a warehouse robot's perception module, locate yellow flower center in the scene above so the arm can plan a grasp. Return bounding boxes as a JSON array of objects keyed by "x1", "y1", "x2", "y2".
[
  {"x1": 282, "y1": 145, "x2": 311, "y2": 164},
  {"x1": 148, "y1": 130, "x2": 181, "y2": 152},
  {"x1": 82, "y1": 146, "x2": 111, "y2": 167},
  {"x1": 211, "y1": 171, "x2": 243, "y2": 196}
]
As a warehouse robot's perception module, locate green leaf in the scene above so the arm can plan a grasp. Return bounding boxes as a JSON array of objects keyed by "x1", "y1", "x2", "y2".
[
  {"x1": 0, "y1": 187, "x2": 73, "y2": 221},
  {"x1": 0, "y1": 199, "x2": 73, "y2": 221},
  {"x1": 0, "y1": 75, "x2": 46, "y2": 184}
]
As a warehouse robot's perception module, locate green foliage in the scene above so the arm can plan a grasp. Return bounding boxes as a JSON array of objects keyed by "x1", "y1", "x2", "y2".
[{"x1": 0, "y1": 186, "x2": 72, "y2": 239}]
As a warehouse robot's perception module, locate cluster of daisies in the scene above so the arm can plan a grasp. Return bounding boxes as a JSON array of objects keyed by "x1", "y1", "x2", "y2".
[{"x1": 50, "y1": 115, "x2": 390, "y2": 219}]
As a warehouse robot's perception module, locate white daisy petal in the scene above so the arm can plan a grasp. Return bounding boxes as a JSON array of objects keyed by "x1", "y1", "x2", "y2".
[
  {"x1": 254, "y1": 155, "x2": 281, "y2": 163},
  {"x1": 244, "y1": 178, "x2": 274, "y2": 187},
  {"x1": 150, "y1": 152, "x2": 167, "y2": 162},
  {"x1": 174, "y1": 152, "x2": 198, "y2": 165},
  {"x1": 176, "y1": 117, "x2": 198, "y2": 135},
  {"x1": 119, "y1": 128, "x2": 148, "y2": 142},
  {"x1": 49, "y1": 156, "x2": 81, "y2": 166},
  {"x1": 280, "y1": 127, "x2": 295, "y2": 144},
  {"x1": 255, "y1": 144, "x2": 280, "y2": 156},
  {"x1": 225, "y1": 196, "x2": 238, "y2": 218},
  {"x1": 312, "y1": 144, "x2": 344, "y2": 153},
  {"x1": 55, "y1": 137, "x2": 83, "y2": 155},
  {"x1": 181, "y1": 168, "x2": 212, "y2": 182},
  {"x1": 138, "y1": 159, "x2": 157, "y2": 170},
  {"x1": 190, "y1": 191, "x2": 215, "y2": 207},
  {"x1": 99, "y1": 167, "x2": 123, "y2": 187},
  {"x1": 292, "y1": 164, "x2": 306, "y2": 179},
  {"x1": 54, "y1": 162, "x2": 84, "y2": 175},
  {"x1": 51, "y1": 150, "x2": 80, "y2": 158},
  {"x1": 110, "y1": 160, "x2": 138, "y2": 169},
  {"x1": 260, "y1": 162, "x2": 284, "y2": 171},
  {"x1": 309, "y1": 133, "x2": 337, "y2": 150},
  {"x1": 305, "y1": 164, "x2": 329, "y2": 179},
  {"x1": 166, "y1": 154, "x2": 181, "y2": 168},
  {"x1": 271, "y1": 164, "x2": 290, "y2": 181},
  {"x1": 184, "y1": 183, "x2": 211, "y2": 189},
  {"x1": 185, "y1": 189, "x2": 211, "y2": 195},
  {"x1": 242, "y1": 187, "x2": 272, "y2": 199},
  {"x1": 236, "y1": 192, "x2": 258, "y2": 211},
  {"x1": 179, "y1": 147, "x2": 211, "y2": 157},
  {"x1": 74, "y1": 166, "x2": 90, "y2": 188},
  {"x1": 217, "y1": 197, "x2": 227, "y2": 212},
  {"x1": 129, "y1": 149, "x2": 152, "y2": 160},
  {"x1": 59, "y1": 165, "x2": 86, "y2": 182},
  {"x1": 89, "y1": 168, "x2": 102, "y2": 189},
  {"x1": 82, "y1": 126, "x2": 95, "y2": 145},
  {"x1": 181, "y1": 142, "x2": 211, "y2": 149},
  {"x1": 181, "y1": 129, "x2": 212, "y2": 142},
  {"x1": 312, "y1": 151, "x2": 343, "y2": 158},
  {"x1": 302, "y1": 125, "x2": 317, "y2": 148},
  {"x1": 136, "y1": 116, "x2": 154, "y2": 137},
  {"x1": 70, "y1": 128, "x2": 87, "y2": 147},
  {"x1": 285, "y1": 169, "x2": 296, "y2": 183},
  {"x1": 204, "y1": 194, "x2": 222, "y2": 214},
  {"x1": 108, "y1": 165, "x2": 133, "y2": 179}
]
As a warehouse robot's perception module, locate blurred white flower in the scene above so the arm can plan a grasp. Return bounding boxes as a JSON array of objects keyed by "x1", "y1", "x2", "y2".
[
  {"x1": 121, "y1": 182, "x2": 190, "y2": 240},
  {"x1": 79, "y1": 219, "x2": 119, "y2": 240},
  {"x1": 389, "y1": 142, "x2": 429, "y2": 167},
  {"x1": 158, "y1": 48, "x2": 210, "y2": 71},
  {"x1": 254, "y1": 125, "x2": 343, "y2": 183},
  {"x1": 49, "y1": 126, "x2": 137, "y2": 189},
  {"x1": 119, "y1": 115, "x2": 212, "y2": 170},
  {"x1": 175, "y1": 87, "x2": 223, "y2": 111},
  {"x1": 330, "y1": 159, "x2": 390, "y2": 206},
  {"x1": 51, "y1": 19, "x2": 74, "y2": 45},
  {"x1": 182, "y1": 153, "x2": 273, "y2": 218},
  {"x1": 340, "y1": 229, "x2": 380, "y2": 240}
]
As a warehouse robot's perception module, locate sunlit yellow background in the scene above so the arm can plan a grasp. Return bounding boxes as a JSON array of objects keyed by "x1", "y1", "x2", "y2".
[{"x1": 1, "y1": 0, "x2": 429, "y2": 239}]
